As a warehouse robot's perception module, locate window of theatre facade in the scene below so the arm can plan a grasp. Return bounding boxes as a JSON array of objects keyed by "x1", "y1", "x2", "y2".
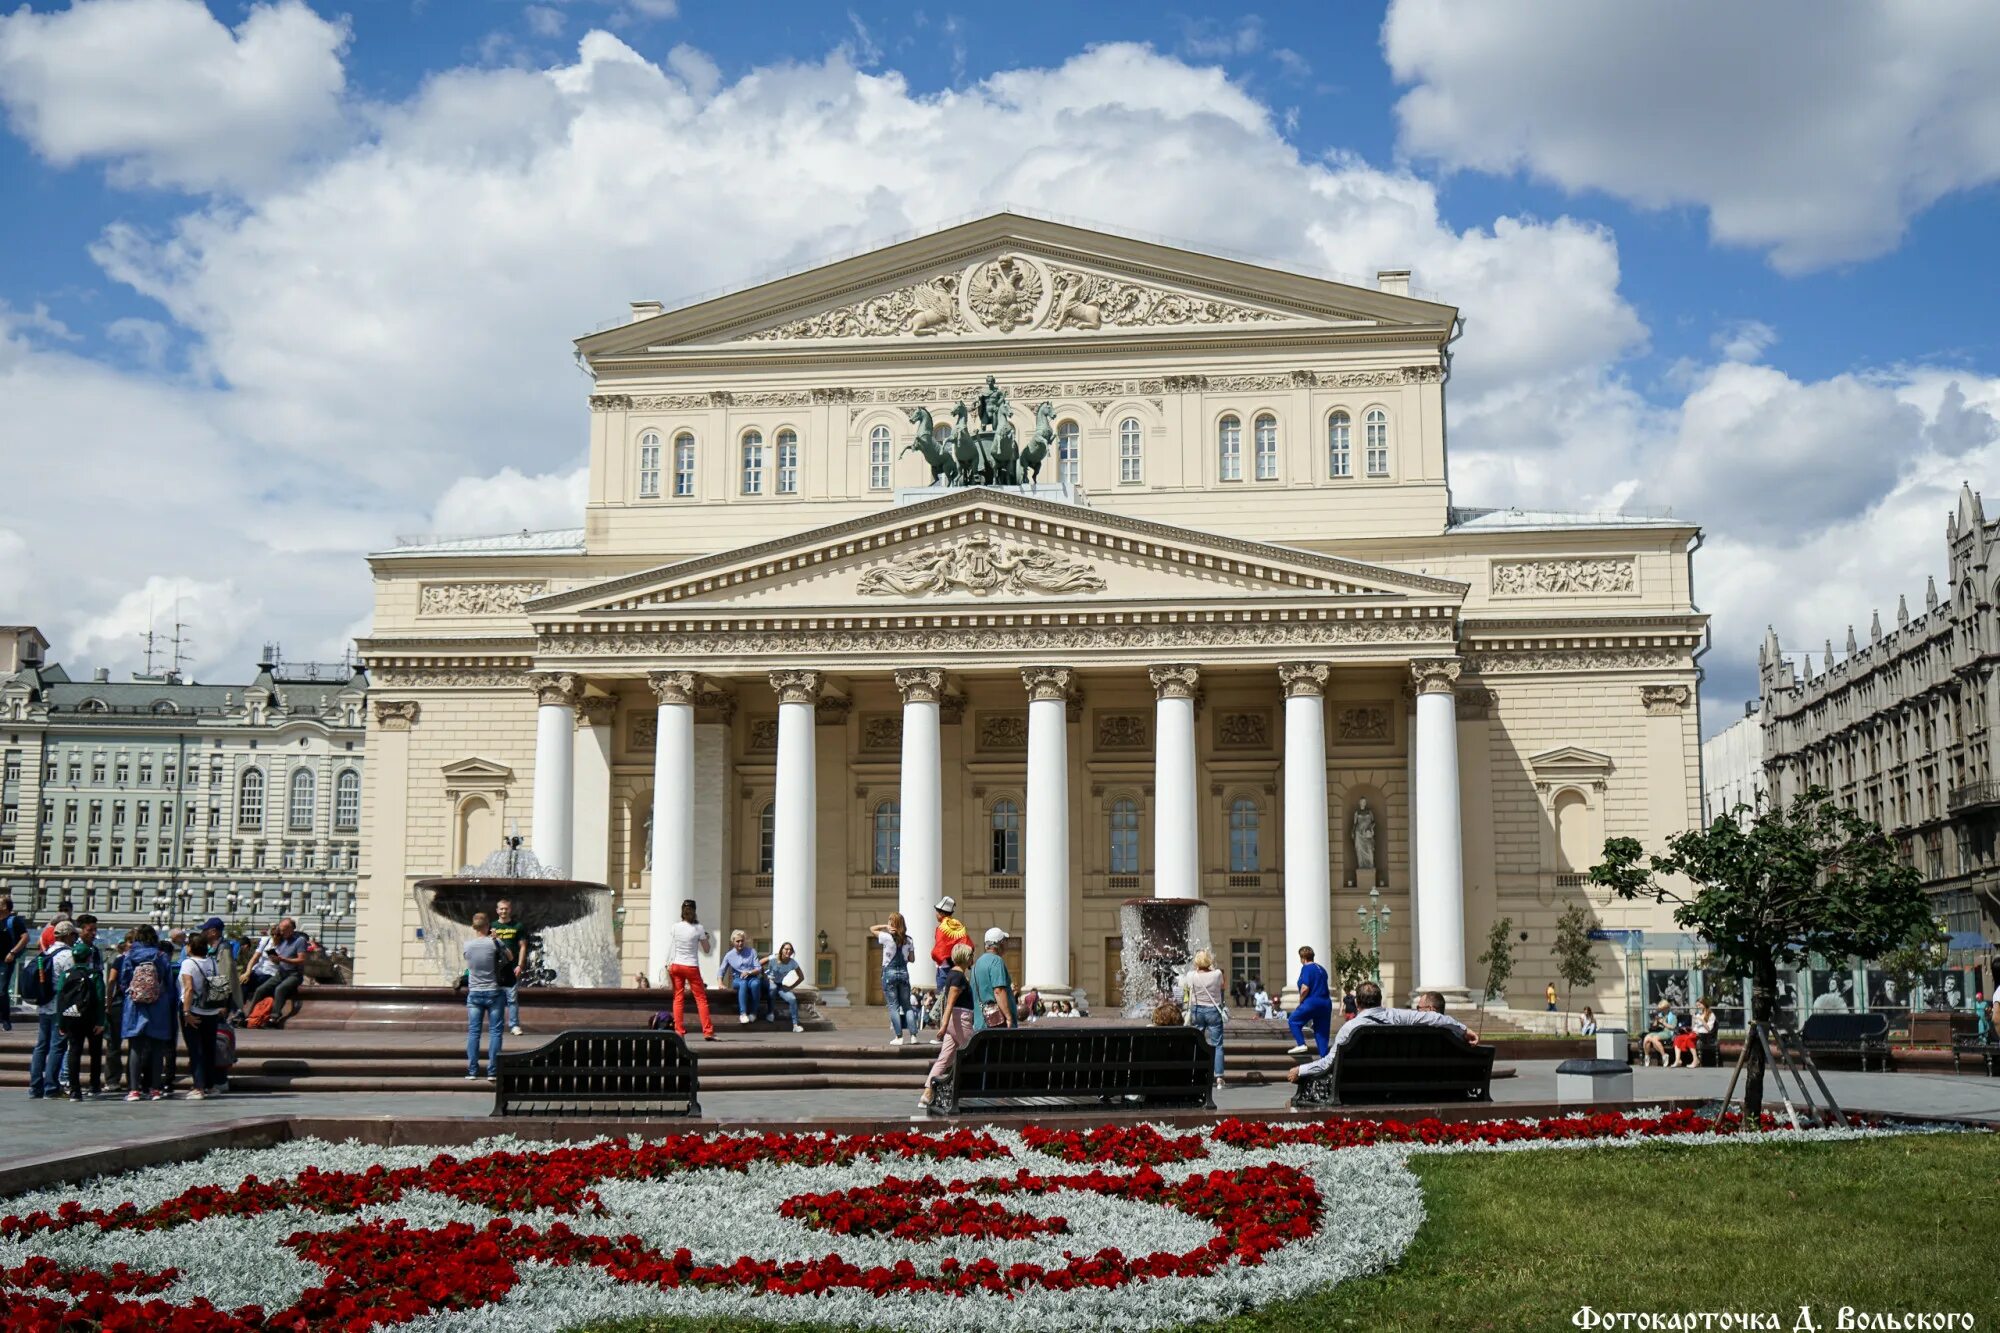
[{"x1": 358, "y1": 216, "x2": 1702, "y2": 1015}]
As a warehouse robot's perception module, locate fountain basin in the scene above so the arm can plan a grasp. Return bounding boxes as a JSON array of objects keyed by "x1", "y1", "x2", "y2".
[
  {"x1": 413, "y1": 877, "x2": 610, "y2": 935},
  {"x1": 1117, "y1": 897, "x2": 1212, "y2": 1019}
]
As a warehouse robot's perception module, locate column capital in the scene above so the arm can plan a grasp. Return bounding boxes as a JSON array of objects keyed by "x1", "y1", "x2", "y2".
[
  {"x1": 1640, "y1": 683, "x2": 1692, "y2": 715},
  {"x1": 769, "y1": 669, "x2": 825, "y2": 706},
  {"x1": 373, "y1": 699, "x2": 420, "y2": 731},
  {"x1": 647, "y1": 669, "x2": 699, "y2": 706},
  {"x1": 528, "y1": 670, "x2": 582, "y2": 709},
  {"x1": 1277, "y1": 662, "x2": 1329, "y2": 699},
  {"x1": 1148, "y1": 664, "x2": 1201, "y2": 700},
  {"x1": 1020, "y1": 665, "x2": 1075, "y2": 704},
  {"x1": 1410, "y1": 658, "x2": 1463, "y2": 696},
  {"x1": 575, "y1": 694, "x2": 618, "y2": 729},
  {"x1": 894, "y1": 667, "x2": 947, "y2": 705}
]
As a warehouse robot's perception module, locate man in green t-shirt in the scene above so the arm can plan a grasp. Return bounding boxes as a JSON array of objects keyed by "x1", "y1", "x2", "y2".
[
  {"x1": 489, "y1": 899, "x2": 525, "y2": 1035},
  {"x1": 970, "y1": 927, "x2": 1017, "y2": 1033}
]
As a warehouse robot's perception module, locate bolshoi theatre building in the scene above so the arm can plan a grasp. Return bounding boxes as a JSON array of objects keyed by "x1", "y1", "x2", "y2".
[{"x1": 353, "y1": 214, "x2": 1703, "y2": 1011}]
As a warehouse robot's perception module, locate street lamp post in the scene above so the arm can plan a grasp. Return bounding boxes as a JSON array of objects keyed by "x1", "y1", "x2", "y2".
[{"x1": 1356, "y1": 887, "x2": 1392, "y2": 988}]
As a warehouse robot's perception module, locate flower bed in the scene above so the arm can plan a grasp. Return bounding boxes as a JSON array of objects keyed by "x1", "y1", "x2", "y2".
[{"x1": 0, "y1": 1114, "x2": 1906, "y2": 1331}]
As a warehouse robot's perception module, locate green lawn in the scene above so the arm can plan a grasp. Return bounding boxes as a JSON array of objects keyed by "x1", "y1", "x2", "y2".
[{"x1": 571, "y1": 1132, "x2": 2000, "y2": 1333}]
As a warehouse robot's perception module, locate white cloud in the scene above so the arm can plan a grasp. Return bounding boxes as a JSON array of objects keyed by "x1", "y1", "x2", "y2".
[
  {"x1": 427, "y1": 466, "x2": 590, "y2": 539},
  {"x1": 1712, "y1": 320, "x2": 1776, "y2": 364},
  {"x1": 0, "y1": 0, "x2": 349, "y2": 195},
  {"x1": 1383, "y1": 0, "x2": 2000, "y2": 271},
  {"x1": 524, "y1": 5, "x2": 565, "y2": 37}
]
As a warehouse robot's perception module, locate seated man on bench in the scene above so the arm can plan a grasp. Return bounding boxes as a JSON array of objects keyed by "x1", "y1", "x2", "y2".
[{"x1": 1285, "y1": 984, "x2": 1478, "y2": 1083}]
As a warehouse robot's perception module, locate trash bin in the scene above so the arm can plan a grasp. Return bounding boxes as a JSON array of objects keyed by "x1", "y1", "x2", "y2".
[
  {"x1": 1595, "y1": 1028, "x2": 1629, "y2": 1062},
  {"x1": 1556, "y1": 1057, "x2": 1634, "y2": 1106}
]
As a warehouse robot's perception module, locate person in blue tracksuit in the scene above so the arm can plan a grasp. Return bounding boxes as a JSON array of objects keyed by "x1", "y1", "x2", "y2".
[{"x1": 1287, "y1": 945, "x2": 1335, "y2": 1058}]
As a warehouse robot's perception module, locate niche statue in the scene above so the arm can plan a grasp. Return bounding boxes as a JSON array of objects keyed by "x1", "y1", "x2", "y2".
[{"x1": 1351, "y1": 799, "x2": 1378, "y2": 876}]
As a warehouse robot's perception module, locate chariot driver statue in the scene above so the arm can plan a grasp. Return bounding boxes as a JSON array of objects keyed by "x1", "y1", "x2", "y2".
[{"x1": 974, "y1": 374, "x2": 1011, "y2": 435}]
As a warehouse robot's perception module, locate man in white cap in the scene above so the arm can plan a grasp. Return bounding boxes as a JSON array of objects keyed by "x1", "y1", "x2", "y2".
[{"x1": 971, "y1": 926, "x2": 1017, "y2": 1032}]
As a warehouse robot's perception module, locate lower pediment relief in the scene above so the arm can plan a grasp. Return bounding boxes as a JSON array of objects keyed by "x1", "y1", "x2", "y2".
[{"x1": 855, "y1": 533, "x2": 1106, "y2": 597}]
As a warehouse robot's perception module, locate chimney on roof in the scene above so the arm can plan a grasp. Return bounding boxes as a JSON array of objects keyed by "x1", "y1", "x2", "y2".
[
  {"x1": 93, "y1": 667, "x2": 110, "y2": 682},
  {"x1": 629, "y1": 300, "x2": 664, "y2": 323},
  {"x1": 1375, "y1": 269, "x2": 1411, "y2": 297}
]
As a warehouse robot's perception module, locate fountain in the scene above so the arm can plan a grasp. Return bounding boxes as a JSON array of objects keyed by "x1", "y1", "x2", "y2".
[
  {"x1": 1117, "y1": 897, "x2": 1212, "y2": 1019},
  {"x1": 414, "y1": 838, "x2": 621, "y2": 988}
]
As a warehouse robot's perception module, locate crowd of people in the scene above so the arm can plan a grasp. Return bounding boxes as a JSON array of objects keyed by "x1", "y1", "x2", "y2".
[
  {"x1": 1637, "y1": 997, "x2": 1719, "y2": 1068},
  {"x1": 14, "y1": 892, "x2": 323, "y2": 1103}
]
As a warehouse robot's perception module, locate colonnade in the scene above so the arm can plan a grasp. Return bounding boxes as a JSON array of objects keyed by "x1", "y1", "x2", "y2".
[{"x1": 528, "y1": 659, "x2": 1471, "y2": 1002}]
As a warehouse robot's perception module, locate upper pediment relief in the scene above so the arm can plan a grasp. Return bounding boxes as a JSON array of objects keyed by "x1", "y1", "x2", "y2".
[{"x1": 726, "y1": 254, "x2": 1309, "y2": 344}]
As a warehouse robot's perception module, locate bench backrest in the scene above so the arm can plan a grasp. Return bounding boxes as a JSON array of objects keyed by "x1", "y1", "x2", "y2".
[
  {"x1": 1331, "y1": 1022, "x2": 1496, "y2": 1103},
  {"x1": 493, "y1": 1028, "x2": 699, "y2": 1117},
  {"x1": 950, "y1": 1024, "x2": 1211, "y2": 1102},
  {"x1": 1799, "y1": 1012, "x2": 1890, "y2": 1043}
]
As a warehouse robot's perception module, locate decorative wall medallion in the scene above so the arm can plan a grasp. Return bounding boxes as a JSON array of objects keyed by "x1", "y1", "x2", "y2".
[
  {"x1": 860, "y1": 714, "x2": 903, "y2": 751},
  {"x1": 747, "y1": 719, "x2": 779, "y2": 751},
  {"x1": 1095, "y1": 712, "x2": 1149, "y2": 751},
  {"x1": 1216, "y1": 710, "x2": 1271, "y2": 749},
  {"x1": 418, "y1": 582, "x2": 547, "y2": 616},
  {"x1": 1335, "y1": 704, "x2": 1391, "y2": 742},
  {"x1": 1490, "y1": 558, "x2": 1637, "y2": 596},
  {"x1": 856, "y1": 533, "x2": 1106, "y2": 597},
  {"x1": 978, "y1": 713, "x2": 1029, "y2": 750},
  {"x1": 963, "y1": 257, "x2": 1047, "y2": 333}
]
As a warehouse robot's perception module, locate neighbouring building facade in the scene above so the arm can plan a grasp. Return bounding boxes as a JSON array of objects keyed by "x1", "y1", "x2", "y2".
[
  {"x1": 1761, "y1": 483, "x2": 2000, "y2": 942},
  {"x1": 355, "y1": 214, "x2": 1704, "y2": 1011},
  {"x1": 0, "y1": 635, "x2": 367, "y2": 952},
  {"x1": 1701, "y1": 703, "x2": 1766, "y2": 825}
]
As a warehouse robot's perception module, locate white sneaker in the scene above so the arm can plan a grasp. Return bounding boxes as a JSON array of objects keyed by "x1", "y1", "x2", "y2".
[
  {"x1": 792, "y1": 1024, "x2": 805, "y2": 1033},
  {"x1": 509, "y1": 1026, "x2": 522, "y2": 1037},
  {"x1": 187, "y1": 1090, "x2": 207, "y2": 1101},
  {"x1": 1286, "y1": 1044, "x2": 1310, "y2": 1056},
  {"x1": 739, "y1": 1014, "x2": 752, "y2": 1024}
]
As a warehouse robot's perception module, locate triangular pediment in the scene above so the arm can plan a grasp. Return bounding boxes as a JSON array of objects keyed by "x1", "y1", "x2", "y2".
[
  {"x1": 578, "y1": 213, "x2": 1455, "y2": 355},
  {"x1": 529, "y1": 488, "x2": 1466, "y2": 619},
  {"x1": 1529, "y1": 746, "x2": 1614, "y2": 776},
  {"x1": 440, "y1": 756, "x2": 514, "y2": 784}
]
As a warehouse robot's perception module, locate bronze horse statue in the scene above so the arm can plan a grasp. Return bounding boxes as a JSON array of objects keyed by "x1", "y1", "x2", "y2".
[
  {"x1": 948, "y1": 400, "x2": 993, "y2": 485},
  {"x1": 990, "y1": 404, "x2": 1022, "y2": 486},
  {"x1": 1021, "y1": 401, "x2": 1057, "y2": 484},
  {"x1": 902, "y1": 406, "x2": 957, "y2": 485}
]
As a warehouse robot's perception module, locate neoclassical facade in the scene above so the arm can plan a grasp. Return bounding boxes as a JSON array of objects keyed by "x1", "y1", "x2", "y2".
[{"x1": 355, "y1": 215, "x2": 1702, "y2": 1009}]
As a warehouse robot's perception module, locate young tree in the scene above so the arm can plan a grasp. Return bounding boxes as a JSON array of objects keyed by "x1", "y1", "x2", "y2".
[
  {"x1": 1877, "y1": 917, "x2": 1949, "y2": 1009},
  {"x1": 1475, "y1": 917, "x2": 1514, "y2": 1032},
  {"x1": 1590, "y1": 787, "x2": 1931, "y2": 1125},
  {"x1": 1551, "y1": 902, "x2": 1599, "y2": 1034},
  {"x1": 1332, "y1": 938, "x2": 1374, "y2": 997}
]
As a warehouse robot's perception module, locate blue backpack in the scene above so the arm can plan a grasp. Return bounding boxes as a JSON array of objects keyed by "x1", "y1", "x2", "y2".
[{"x1": 16, "y1": 951, "x2": 56, "y2": 1007}]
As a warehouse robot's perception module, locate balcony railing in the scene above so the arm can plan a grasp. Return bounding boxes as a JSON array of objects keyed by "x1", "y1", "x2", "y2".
[
  {"x1": 1947, "y1": 781, "x2": 2000, "y2": 812},
  {"x1": 1555, "y1": 872, "x2": 1591, "y2": 890}
]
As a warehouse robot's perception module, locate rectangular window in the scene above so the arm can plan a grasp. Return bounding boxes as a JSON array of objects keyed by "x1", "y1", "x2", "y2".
[
  {"x1": 283, "y1": 844, "x2": 297, "y2": 869},
  {"x1": 1118, "y1": 419, "x2": 1143, "y2": 483},
  {"x1": 2, "y1": 754, "x2": 19, "y2": 783},
  {"x1": 138, "y1": 761, "x2": 152, "y2": 785},
  {"x1": 869, "y1": 430, "x2": 892, "y2": 490},
  {"x1": 208, "y1": 807, "x2": 221, "y2": 829},
  {"x1": 1328, "y1": 414, "x2": 1352, "y2": 477},
  {"x1": 229, "y1": 845, "x2": 242, "y2": 868},
  {"x1": 1218, "y1": 419, "x2": 1242, "y2": 482},
  {"x1": 114, "y1": 761, "x2": 129, "y2": 784},
  {"x1": 163, "y1": 761, "x2": 177, "y2": 786},
  {"x1": 1, "y1": 848, "x2": 13, "y2": 866},
  {"x1": 87, "y1": 842, "x2": 101, "y2": 867},
  {"x1": 136, "y1": 803, "x2": 151, "y2": 828},
  {"x1": 40, "y1": 799, "x2": 51, "y2": 823},
  {"x1": 776, "y1": 431, "x2": 799, "y2": 495},
  {"x1": 1, "y1": 804, "x2": 14, "y2": 828},
  {"x1": 1230, "y1": 938, "x2": 1263, "y2": 991},
  {"x1": 1254, "y1": 416, "x2": 1278, "y2": 480},
  {"x1": 91, "y1": 761, "x2": 105, "y2": 783},
  {"x1": 64, "y1": 800, "x2": 77, "y2": 825},
  {"x1": 112, "y1": 803, "x2": 126, "y2": 827},
  {"x1": 638, "y1": 437, "x2": 661, "y2": 498},
  {"x1": 209, "y1": 764, "x2": 222, "y2": 788},
  {"x1": 1365, "y1": 410, "x2": 1389, "y2": 476},
  {"x1": 110, "y1": 843, "x2": 125, "y2": 867},
  {"x1": 741, "y1": 435, "x2": 764, "y2": 494},
  {"x1": 45, "y1": 761, "x2": 58, "y2": 783},
  {"x1": 673, "y1": 435, "x2": 696, "y2": 497},
  {"x1": 88, "y1": 801, "x2": 102, "y2": 826},
  {"x1": 206, "y1": 847, "x2": 219, "y2": 868}
]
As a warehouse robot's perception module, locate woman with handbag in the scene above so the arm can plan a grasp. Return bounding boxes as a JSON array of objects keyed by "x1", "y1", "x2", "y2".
[
  {"x1": 178, "y1": 936, "x2": 228, "y2": 1100},
  {"x1": 118, "y1": 925, "x2": 175, "y2": 1101},
  {"x1": 1183, "y1": 949, "x2": 1229, "y2": 1090},
  {"x1": 919, "y1": 943, "x2": 976, "y2": 1110}
]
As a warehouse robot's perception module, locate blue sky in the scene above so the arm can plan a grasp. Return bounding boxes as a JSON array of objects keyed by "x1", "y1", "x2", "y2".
[{"x1": 1, "y1": 0, "x2": 1997, "y2": 732}]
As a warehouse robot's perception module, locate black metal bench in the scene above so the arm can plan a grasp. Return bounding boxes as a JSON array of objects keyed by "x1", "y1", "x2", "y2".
[
  {"x1": 927, "y1": 1025, "x2": 1214, "y2": 1115},
  {"x1": 1291, "y1": 1022, "x2": 1496, "y2": 1108},
  {"x1": 492, "y1": 1029, "x2": 700, "y2": 1117},
  {"x1": 1951, "y1": 1034, "x2": 1999, "y2": 1076},
  {"x1": 1798, "y1": 1012, "x2": 1893, "y2": 1072}
]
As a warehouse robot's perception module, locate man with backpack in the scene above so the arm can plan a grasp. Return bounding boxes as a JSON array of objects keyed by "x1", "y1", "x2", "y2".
[
  {"x1": 118, "y1": 925, "x2": 177, "y2": 1100},
  {"x1": 0, "y1": 895, "x2": 31, "y2": 1031},
  {"x1": 57, "y1": 914, "x2": 107, "y2": 1101},
  {"x1": 24, "y1": 919, "x2": 72, "y2": 1099}
]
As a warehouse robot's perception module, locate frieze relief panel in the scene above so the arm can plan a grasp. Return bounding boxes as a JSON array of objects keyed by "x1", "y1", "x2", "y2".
[
  {"x1": 855, "y1": 533, "x2": 1107, "y2": 597},
  {"x1": 747, "y1": 719, "x2": 779, "y2": 752},
  {"x1": 1334, "y1": 704, "x2": 1392, "y2": 743},
  {"x1": 368, "y1": 668, "x2": 529, "y2": 689},
  {"x1": 1094, "y1": 712, "x2": 1149, "y2": 751},
  {"x1": 629, "y1": 714, "x2": 657, "y2": 752},
  {"x1": 1490, "y1": 559, "x2": 1637, "y2": 597},
  {"x1": 978, "y1": 713, "x2": 1029, "y2": 750},
  {"x1": 1467, "y1": 649, "x2": 1689, "y2": 674},
  {"x1": 418, "y1": 582, "x2": 548, "y2": 616},
  {"x1": 860, "y1": 714, "x2": 903, "y2": 751},
  {"x1": 1215, "y1": 709, "x2": 1272, "y2": 750}
]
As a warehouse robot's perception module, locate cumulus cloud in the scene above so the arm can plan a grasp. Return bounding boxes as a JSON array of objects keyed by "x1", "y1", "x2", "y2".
[
  {"x1": 0, "y1": 0, "x2": 350, "y2": 194},
  {"x1": 1384, "y1": 0, "x2": 2000, "y2": 271},
  {"x1": 427, "y1": 466, "x2": 590, "y2": 539}
]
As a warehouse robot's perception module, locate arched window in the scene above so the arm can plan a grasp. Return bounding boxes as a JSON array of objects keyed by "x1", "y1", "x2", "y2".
[
  {"x1": 757, "y1": 802, "x2": 775, "y2": 875},
  {"x1": 1365, "y1": 408, "x2": 1389, "y2": 476},
  {"x1": 1254, "y1": 414, "x2": 1278, "y2": 480},
  {"x1": 334, "y1": 769, "x2": 361, "y2": 830},
  {"x1": 869, "y1": 424, "x2": 892, "y2": 490},
  {"x1": 740, "y1": 431, "x2": 764, "y2": 494},
  {"x1": 1109, "y1": 797, "x2": 1140, "y2": 874},
  {"x1": 637, "y1": 430, "x2": 661, "y2": 498},
  {"x1": 287, "y1": 768, "x2": 316, "y2": 831},
  {"x1": 1118, "y1": 417, "x2": 1142, "y2": 483},
  {"x1": 1327, "y1": 411, "x2": 1351, "y2": 478},
  {"x1": 775, "y1": 429, "x2": 799, "y2": 494},
  {"x1": 990, "y1": 798, "x2": 1021, "y2": 874},
  {"x1": 872, "y1": 800, "x2": 901, "y2": 874},
  {"x1": 672, "y1": 433, "x2": 696, "y2": 497},
  {"x1": 1057, "y1": 420, "x2": 1080, "y2": 486},
  {"x1": 1218, "y1": 415, "x2": 1242, "y2": 481},
  {"x1": 1228, "y1": 798, "x2": 1260, "y2": 872},
  {"x1": 237, "y1": 769, "x2": 265, "y2": 830}
]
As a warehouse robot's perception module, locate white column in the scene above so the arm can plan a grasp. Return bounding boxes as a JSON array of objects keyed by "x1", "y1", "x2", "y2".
[
  {"x1": 1412, "y1": 658, "x2": 1468, "y2": 995},
  {"x1": 1022, "y1": 665, "x2": 1074, "y2": 998},
  {"x1": 528, "y1": 672, "x2": 578, "y2": 875},
  {"x1": 1280, "y1": 662, "x2": 1330, "y2": 1007},
  {"x1": 647, "y1": 671, "x2": 696, "y2": 983},
  {"x1": 769, "y1": 670, "x2": 821, "y2": 985},
  {"x1": 896, "y1": 668, "x2": 945, "y2": 989},
  {"x1": 571, "y1": 695, "x2": 615, "y2": 886},
  {"x1": 1149, "y1": 664, "x2": 1200, "y2": 900},
  {"x1": 1405, "y1": 697, "x2": 1421, "y2": 994}
]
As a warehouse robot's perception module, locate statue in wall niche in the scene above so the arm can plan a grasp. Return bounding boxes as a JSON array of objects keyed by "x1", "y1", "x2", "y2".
[
  {"x1": 641, "y1": 811, "x2": 653, "y2": 871},
  {"x1": 1352, "y1": 799, "x2": 1377, "y2": 874}
]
